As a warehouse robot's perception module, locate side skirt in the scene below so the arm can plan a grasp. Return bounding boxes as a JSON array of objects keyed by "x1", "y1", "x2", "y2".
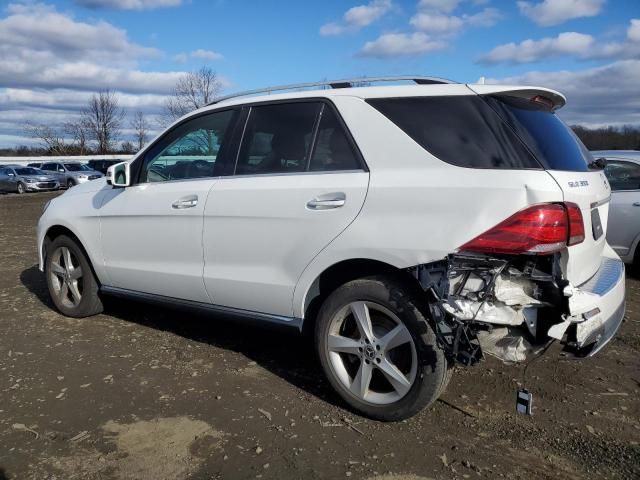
[{"x1": 100, "y1": 286, "x2": 303, "y2": 332}]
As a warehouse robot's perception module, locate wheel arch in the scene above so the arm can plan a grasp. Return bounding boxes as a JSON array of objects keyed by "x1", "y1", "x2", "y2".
[
  {"x1": 299, "y1": 258, "x2": 423, "y2": 336},
  {"x1": 43, "y1": 225, "x2": 102, "y2": 286}
]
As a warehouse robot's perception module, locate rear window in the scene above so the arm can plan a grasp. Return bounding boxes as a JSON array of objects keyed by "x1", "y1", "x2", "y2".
[
  {"x1": 368, "y1": 96, "x2": 540, "y2": 169},
  {"x1": 484, "y1": 95, "x2": 592, "y2": 172}
]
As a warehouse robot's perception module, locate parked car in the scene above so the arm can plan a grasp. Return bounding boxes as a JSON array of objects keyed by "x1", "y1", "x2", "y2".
[
  {"x1": 87, "y1": 159, "x2": 123, "y2": 175},
  {"x1": 37, "y1": 77, "x2": 625, "y2": 421},
  {"x1": 27, "y1": 162, "x2": 43, "y2": 168},
  {"x1": 39, "y1": 161, "x2": 103, "y2": 188},
  {"x1": 0, "y1": 165, "x2": 59, "y2": 193},
  {"x1": 592, "y1": 150, "x2": 640, "y2": 269}
]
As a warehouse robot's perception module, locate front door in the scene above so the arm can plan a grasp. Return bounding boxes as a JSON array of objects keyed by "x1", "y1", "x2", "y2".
[{"x1": 98, "y1": 108, "x2": 238, "y2": 303}]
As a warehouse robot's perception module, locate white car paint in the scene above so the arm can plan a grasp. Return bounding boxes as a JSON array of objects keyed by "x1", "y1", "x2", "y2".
[{"x1": 37, "y1": 82, "x2": 624, "y2": 349}]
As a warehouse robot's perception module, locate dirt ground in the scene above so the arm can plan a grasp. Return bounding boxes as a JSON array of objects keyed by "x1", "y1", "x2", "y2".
[{"x1": 1, "y1": 191, "x2": 639, "y2": 480}]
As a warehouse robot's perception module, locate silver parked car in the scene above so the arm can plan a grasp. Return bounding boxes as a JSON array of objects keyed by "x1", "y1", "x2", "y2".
[
  {"x1": 593, "y1": 150, "x2": 640, "y2": 269},
  {"x1": 40, "y1": 161, "x2": 103, "y2": 188},
  {"x1": 0, "y1": 165, "x2": 60, "y2": 193}
]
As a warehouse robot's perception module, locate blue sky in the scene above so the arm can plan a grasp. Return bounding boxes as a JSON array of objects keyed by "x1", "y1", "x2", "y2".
[{"x1": 1, "y1": 0, "x2": 639, "y2": 147}]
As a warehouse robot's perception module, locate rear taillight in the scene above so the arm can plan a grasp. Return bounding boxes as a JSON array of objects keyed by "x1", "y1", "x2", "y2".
[
  {"x1": 565, "y1": 202, "x2": 585, "y2": 246},
  {"x1": 460, "y1": 203, "x2": 585, "y2": 255}
]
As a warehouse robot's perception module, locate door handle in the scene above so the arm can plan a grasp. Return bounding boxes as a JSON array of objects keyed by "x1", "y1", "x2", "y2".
[
  {"x1": 172, "y1": 195, "x2": 198, "y2": 209},
  {"x1": 633, "y1": 202, "x2": 640, "y2": 207},
  {"x1": 307, "y1": 192, "x2": 346, "y2": 210}
]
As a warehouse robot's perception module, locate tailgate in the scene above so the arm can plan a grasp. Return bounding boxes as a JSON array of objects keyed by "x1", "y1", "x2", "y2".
[{"x1": 545, "y1": 170, "x2": 611, "y2": 284}]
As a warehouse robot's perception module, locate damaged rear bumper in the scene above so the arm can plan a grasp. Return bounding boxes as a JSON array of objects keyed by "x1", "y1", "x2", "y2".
[{"x1": 559, "y1": 255, "x2": 625, "y2": 357}]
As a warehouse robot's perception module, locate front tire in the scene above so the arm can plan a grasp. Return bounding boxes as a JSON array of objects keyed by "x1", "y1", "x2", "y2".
[
  {"x1": 315, "y1": 275, "x2": 448, "y2": 421},
  {"x1": 66, "y1": 179, "x2": 75, "y2": 189},
  {"x1": 16, "y1": 182, "x2": 25, "y2": 194},
  {"x1": 45, "y1": 235, "x2": 103, "y2": 318}
]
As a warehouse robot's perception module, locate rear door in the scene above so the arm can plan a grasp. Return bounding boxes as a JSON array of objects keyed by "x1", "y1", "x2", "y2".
[
  {"x1": 479, "y1": 93, "x2": 610, "y2": 285},
  {"x1": 203, "y1": 101, "x2": 369, "y2": 317}
]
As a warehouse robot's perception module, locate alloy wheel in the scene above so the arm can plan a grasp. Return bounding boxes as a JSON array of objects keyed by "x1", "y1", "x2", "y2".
[
  {"x1": 326, "y1": 301, "x2": 417, "y2": 405},
  {"x1": 49, "y1": 246, "x2": 84, "y2": 308},
  {"x1": 17, "y1": 183, "x2": 24, "y2": 194}
]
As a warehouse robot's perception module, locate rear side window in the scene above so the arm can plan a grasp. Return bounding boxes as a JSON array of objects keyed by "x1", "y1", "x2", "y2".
[
  {"x1": 368, "y1": 96, "x2": 540, "y2": 169},
  {"x1": 484, "y1": 95, "x2": 592, "y2": 172},
  {"x1": 235, "y1": 103, "x2": 320, "y2": 175},
  {"x1": 309, "y1": 106, "x2": 360, "y2": 172},
  {"x1": 604, "y1": 160, "x2": 640, "y2": 191}
]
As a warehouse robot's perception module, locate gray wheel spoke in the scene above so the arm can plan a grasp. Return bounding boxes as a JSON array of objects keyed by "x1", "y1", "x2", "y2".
[
  {"x1": 59, "y1": 281, "x2": 69, "y2": 302},
  {"x1": 68, "y1": 281, "x2": 82, "y2": 304},
  {"x1": 69, "y1": 266, "x2": 83, "y2": 280},
  {"x1": 62, "y1": 247, "x2": 73, "y2": 273},
  {"x1": 51, "y1": 262, "x2": 65, "y2": 277},
  {"x1": 377, "y1": 357, "x2": 412, "y2": 396},
  {"x1": 327, "y1": 334, "x2": 361, "y2": 355},
  {"x1": 350, "y1": 360, "x2": 373, "y2": 398},
  {"x1": 350, "y1": 301, "x2": 374, "y2": 341},
  {"x1": 379, "y1": 324, "x2": 412, "y2": 353}
]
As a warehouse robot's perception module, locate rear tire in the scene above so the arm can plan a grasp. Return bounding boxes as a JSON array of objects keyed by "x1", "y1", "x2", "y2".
[
  {"x1": 315, "y1": 275, "x2": 449, "y2": 421},
  {"x1": 45, "y1": 235, "x2": 103, "y2": 318},
  {"x1": 16, "y1": 182, "x2": 25, "y2": 194},
  {"x1": 67, "y1": 179, "x2": 74, "y2": 189}
]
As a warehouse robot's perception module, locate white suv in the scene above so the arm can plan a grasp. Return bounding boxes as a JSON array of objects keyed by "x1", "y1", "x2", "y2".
[{"x1": 37, "y1": 77, "x2": 625, "y2": 421}]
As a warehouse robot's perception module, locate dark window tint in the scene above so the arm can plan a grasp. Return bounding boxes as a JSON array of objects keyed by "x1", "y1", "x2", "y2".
[
  {"x1": 141, "y1": 109, "x2": 235, "y2": 183},
  {"x1": 309, "y1": 106, "x2": 361, "y2": 171},
  {"x1": 41, "y1": 163, "x2": 55, "y2": 171},
  {"x1": 368, "y1": 96, "x2": 540, "y2": 169},
  {"x1": 484, "y1": 95, "x2": 592, "y2": 172},
  {"x1": 235, "y1": 103, "x2": 320, "y2": 175},
  {"x1": 15, "y1": 168, "x2": 40, "y2": 175},
  {"x1": 604, "y1": 160, "x2": 640, "y2": 191}
]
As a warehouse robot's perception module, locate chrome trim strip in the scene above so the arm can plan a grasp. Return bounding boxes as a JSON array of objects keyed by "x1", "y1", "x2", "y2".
[
  {"x1": 100, "y1": 286, "x2": 302, "y2": 330},
  {"x1": 590, "y1": 195, "x2": 611, "y2": 209},
  {"x1": 578, "y1": 257, "x2": 625, "y2": 296}
]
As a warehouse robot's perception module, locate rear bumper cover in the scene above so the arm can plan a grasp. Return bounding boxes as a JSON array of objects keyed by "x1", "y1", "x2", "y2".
[{"x1": 568, "y1": 256, "x2": 625, "y2": 357}]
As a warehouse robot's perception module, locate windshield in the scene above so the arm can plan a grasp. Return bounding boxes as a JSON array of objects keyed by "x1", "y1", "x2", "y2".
[
  {"x1": 15, "y1": 167, "x2": 43, "y2": 175},
  {"x1": 64, "y1": 163, "x2": 91, "y2": 172},
  {"x1": 484, "y1": 95, "x2": 592, "y2": 172}
]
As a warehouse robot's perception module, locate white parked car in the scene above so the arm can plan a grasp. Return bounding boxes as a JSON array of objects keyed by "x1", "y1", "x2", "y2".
[
  {"x1": 37, "y1": 77, "x2": 625, "y2": 420},
  {"x1": 592, "y1": 150, "x2": 640, "y2": 270}
]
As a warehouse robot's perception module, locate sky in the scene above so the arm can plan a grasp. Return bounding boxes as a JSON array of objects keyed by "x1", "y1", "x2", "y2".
[{"x1": 0, "y1": 0, "x2": 639, "y2": 148}]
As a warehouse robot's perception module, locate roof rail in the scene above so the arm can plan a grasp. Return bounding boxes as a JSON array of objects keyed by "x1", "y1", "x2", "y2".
[{"x1": 208, "y1": 75, "x2": 456, "y2": 105}]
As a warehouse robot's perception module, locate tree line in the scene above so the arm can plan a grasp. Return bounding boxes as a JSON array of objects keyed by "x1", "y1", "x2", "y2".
[{"x1": 4, "y1": 67, "x2": 222, "y2": 157}]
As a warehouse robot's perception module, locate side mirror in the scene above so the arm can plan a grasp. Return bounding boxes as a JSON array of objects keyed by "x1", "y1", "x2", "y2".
[{"x1": 107, "y1": 162, "x2": 131, "y2": 188}]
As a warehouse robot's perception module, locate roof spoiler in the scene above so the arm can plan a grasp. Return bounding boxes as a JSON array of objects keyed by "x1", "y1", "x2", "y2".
[{"x1": 467, "y1": 84, "x2": 566, "y2": 111}]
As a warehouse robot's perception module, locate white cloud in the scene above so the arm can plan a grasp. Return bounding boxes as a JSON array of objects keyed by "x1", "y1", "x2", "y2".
[
  {"x1": 464, "y1": 7, "x2": 501, "y2": 27},
  {"x1": 410, "y1": 12, "x2": 464, "y2": 34},
  {"x1": 480, "y1": 20, "x2": 640, "y2": 64},
  {"x1": 517, "y1": 0, "x2": 605, "y2": 27},
  {"x1": 481, "y1": 32, "x2": 595, "y2": 64},
  {"x1": 320, "y1": 0, "x2": 392, "y2": 36},
  {"x1": 629, "y1": 18, "x2": 640, "y2": 42},
  {"x1": 417, "y1": 0, "x2": 461, "y2": 13},
  {"x1": 487, "y1": 60, "x2": 640, "y2": 127},
  {"x1": 360, "y1": 32, "x2": 447, "y2": 57},
  {"x1": 173, "y1": 53, "x2": 188, "y2": 64},
  {"x1": 190, "y1": 49, "x2": 223, "y2": 61},
  {"x1": 74, "y1": 0, "x2": 182, "y2": 10}
]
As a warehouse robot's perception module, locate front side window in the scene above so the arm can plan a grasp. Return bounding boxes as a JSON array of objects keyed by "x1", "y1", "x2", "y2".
[
  {"x1": 41, "y1": 163, "x2": 54, "y2": 171},
  {"x1": 235, "y1": 103, "x2": 320, "y2": 175},
  {"x1": 140, "y1": 109, "x2": 236, "y2": 183},
  {"x1": 604, "y1": 160, "x2": 640, "y2": 191}
]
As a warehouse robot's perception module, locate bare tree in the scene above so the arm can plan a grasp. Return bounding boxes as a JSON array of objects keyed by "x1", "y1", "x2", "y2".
[
  {"x1": 64, "y1": 119, "x2": 91, "y2": 155},
  {"x1": 131, "y1": 111, "x2": 149, "y2": 151},
  {"x1": 163, "y1": 67, "x2": 223, "y2": 124},
  {"x1": 24, "y1": 123, "x2": 68, "y2": 155},
  {"x1": 82, "y1": 89, "x2": 125, "y2": 154},
  {"x1": 120, "y1": 140, "x2": 136, "y2": 154}
]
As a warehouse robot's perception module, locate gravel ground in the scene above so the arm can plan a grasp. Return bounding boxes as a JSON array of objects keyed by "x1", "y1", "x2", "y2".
[{"x1": 1, "y1": 191, "x2": 639, "y2": 480}]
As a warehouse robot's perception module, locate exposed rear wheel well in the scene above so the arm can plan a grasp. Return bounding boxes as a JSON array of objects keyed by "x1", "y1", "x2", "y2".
[{"x1": 301, "y1": 259, "x2": 423, "y2": 336}]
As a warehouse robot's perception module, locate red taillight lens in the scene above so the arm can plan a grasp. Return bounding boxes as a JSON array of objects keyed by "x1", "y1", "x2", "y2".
[
  {"x1": 565, "y1": 202, "x2": 585, "y2": 246},
  {"x1": 460, "y1": 203, "x2": 584, "y2": 255}
]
